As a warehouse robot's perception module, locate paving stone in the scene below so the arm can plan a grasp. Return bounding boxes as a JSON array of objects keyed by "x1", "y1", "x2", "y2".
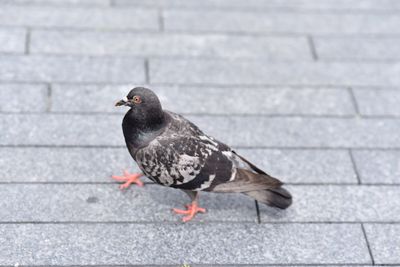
[
  {"x1": 0, "y1": 83, "x2": 48, "y2": 112},
  {"x1": 115, "y1": 0, "x2": 400, "y2": 10},
  {"x1": 353, "y1": 89, "x2": 400, "y2": 116},
  {"x1": 364, "y1": 224, "x2": 400, "y2": 264},
  {"x1": 0, "y1": 55, "x2": 145, "y2": 83},
  {"x1": 0, "y1": 223, "x2": 370, "y2": 265},
  {"x1": 0, "y1": 147, "x2": 356, "y2": 184},
  {"x1": 238, "y1": 149, "x2": 357, "y2": 184},
  {"x1": 31, "y1": 30, "x2": 311, "y2": 60},
  {"x1": 352, "y1": 150, "x2": 400, "y2": 184},
  {"x1": 195, "y1": 266, "x2": 376, "y2": 267},
  {"x1": 0, "y1": 147, "x2": 135, "y2": 182},
  {"x1": 0, "y1": 28, "x2": 26, "y2": 54},
  {"x1": 259, "y1": 185, "x2": 400, "y2": 222},
  {"x1": 51, "y1": 84, "x2": 355, "y2": 116},
  {"x1": 2, "y1": 114, "x2": 400, "y2": 148},
  {"x1": 1, "y1": 0, "x2": 110, "y2": 5},
  {"x1": 164, "y1": 10, "x2": 400, "y2": 34},
  {"x1": 314, "y1": 37, "x2": 400, "y2": 60},
  {"x1": 0, "y1": 6, "x2": 158, "y2": 30},
  {"x1": 149, "y1": 59, "x2": 400, "y2": 86},
  {"x1": 0, "y1": 184, "x2": 257, "y2": 222}
]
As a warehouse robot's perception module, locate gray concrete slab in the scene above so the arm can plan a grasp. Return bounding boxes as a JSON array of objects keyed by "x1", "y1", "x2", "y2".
[
  {"x1": 31, "y1": 30, "x2": 312, "y2": 59},
  {"x1": 259, "y1": 185, "x2": 400, "y2": 222},
  {"x1": 3, "y1": 0, "x2": 109, "y2": 5},
  {"x1": 0, "y1": 147, "x2": 136, "y2": 182},
  {"x1": 0, "y1": 55, "x2": 145, "y2": 83},
  {"x1": 2, "y1": 114, "x2": 400, "y2": 148},
  {"x1": 164, "y1": 10, "x2": 400, "y2": 34},
  {"x1": 0, "y1": 28, "x2": 26, "y2": 54},
  {"x1": 238, "y1": 149, "x2": 358, "y2": 184},
  {"x1": 364, "y1": 224, "x2": 400, "y2": 264},
  {"x1": 0, "y1": 83, "x2": 48, "y2": 112},
  {"x1": 352, "y1": 150, "x2": 400, "y2": 184},
  {"x1": 115, "y1": 0, "x2": 400, "y2": 11},
  {"x1": 51, "y1": 84, "x2": 355, "y2": 116},
  {"x1": 315, "y1": 37, "x2": 400, "y2": 60},
  {"x1": 0, "y1": 6, "x2": 158, "y2": 30},
  {"x1": 0, "y1": 223, "x2": 370, "y2": 265},
  {"x1": 3, "y1": 184, "x2": 398, "y2": 223},
  {"x1": 0, "y1": 184, "x2": 258, "y2": 222},
  {"x1": 353, "y1": 88, "x2": 400, "y2": 116},
  {"x1": 149, "y1": 59, "x2": 400, "y2": 86},
  {"x1": 0, "y1": 147, "x2": 356, "y2": 184}
]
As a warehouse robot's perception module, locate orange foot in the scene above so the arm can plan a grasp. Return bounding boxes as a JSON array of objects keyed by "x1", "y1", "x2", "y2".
[
  {"x1": 173, "y1": 202, "x2": 206, "y2": 222},
  {"x1": 111, "y1": 170, "x2": 143, "y2": 190}
]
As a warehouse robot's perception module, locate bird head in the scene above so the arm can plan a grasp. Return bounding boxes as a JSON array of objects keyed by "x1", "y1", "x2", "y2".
[{"x1": 116, "y1": 87, "x2": 164, "y2": 127}]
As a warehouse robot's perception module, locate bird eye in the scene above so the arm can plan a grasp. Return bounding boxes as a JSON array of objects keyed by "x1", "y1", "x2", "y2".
[{"x1": 133, "y1": 96, "x2": 142, "y2": 104}]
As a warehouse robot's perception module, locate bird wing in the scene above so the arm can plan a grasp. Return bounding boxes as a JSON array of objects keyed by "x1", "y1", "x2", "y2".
[
  {"x1": 134, "y1": 111, "x2": 282, "y2": 192},
  {"x1": 207, "y1": 151, "x2": 282, "y2": 193},
  {"x1": 135, "y1": 132, "x2": 234, "y2": 191}
]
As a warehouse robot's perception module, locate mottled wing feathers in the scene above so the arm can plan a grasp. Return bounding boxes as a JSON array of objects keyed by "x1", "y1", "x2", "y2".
[
  {"x1": 135, "y1": 112, "x2": 235, "y2": 191},
  {"x1": 209, "y1": 168, "x2": 282, "y2": 193}
]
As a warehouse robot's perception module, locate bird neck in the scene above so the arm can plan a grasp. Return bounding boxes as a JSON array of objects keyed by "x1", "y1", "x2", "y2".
[{"x1": 122, "y1": 110, "x2": 168, "y2": 154}]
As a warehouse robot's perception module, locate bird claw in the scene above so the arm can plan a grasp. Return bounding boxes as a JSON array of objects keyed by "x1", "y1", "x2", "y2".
[
  {"x1": 111, "y1": 170, "x2": 143, "y2": 190},
  {"x1": 173, "y1": 202, "x2": 206, "y2": 222}
]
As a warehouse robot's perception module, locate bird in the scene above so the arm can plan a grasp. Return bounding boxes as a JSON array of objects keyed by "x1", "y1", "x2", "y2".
[{"x1": 112, "y1": 87, "x2": 292, "y2": 222}]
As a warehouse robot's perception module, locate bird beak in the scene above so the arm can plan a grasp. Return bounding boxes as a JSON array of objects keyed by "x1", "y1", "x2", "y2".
[{"x1": 115, "y1": 99, "x2": 127, "y2": 106}]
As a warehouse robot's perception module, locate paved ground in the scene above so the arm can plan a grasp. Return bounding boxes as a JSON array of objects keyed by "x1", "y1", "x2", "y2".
[{"x1": 1, "y1": 0, "x2": 400, "y2": 266}]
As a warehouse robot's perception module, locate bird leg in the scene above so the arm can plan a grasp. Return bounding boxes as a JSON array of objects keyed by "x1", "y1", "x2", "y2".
[
  {"x1": 111, "y1": 170, "x2": 144, "y2": 190},
  {"x1": 172, "y1": 190, "x2": 206, "y2": 222}
]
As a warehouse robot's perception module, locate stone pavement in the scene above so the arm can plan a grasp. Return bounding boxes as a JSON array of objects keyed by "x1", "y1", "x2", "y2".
[{"x1": 0, "y1": 0, "x2": 400, "y2": 266}]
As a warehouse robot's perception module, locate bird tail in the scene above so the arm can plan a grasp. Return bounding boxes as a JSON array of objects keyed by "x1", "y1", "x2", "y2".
[{"x1": 244, "y1": 187, "x2": 292, "y2": 209}]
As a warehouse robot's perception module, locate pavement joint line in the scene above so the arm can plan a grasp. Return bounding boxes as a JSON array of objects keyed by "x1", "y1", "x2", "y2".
[
  {"x1": 2, "y1": 26, "x2": 163, "y2": 34},
  {"x1": 0, "y1": 221, "x2": 399, "y2": 225},
  {"x1": 6, "y1": 24, "x2": 400, "y2": 39},
  {"x1": 4, "y1": 112, "x2": 400, "y2": 120},
  {"x1": 0, "y1": 51, "x2": 26, "y2": 56},
  {"x1": 11, "y1": 50, "x2": 400, "y2": 63},
  {"x1": 158, "y1": 9, "x2": 164, "y2": 31},
  {"x1": 144, "y1": 58, "x2": 150, "y2": 83},
  {"x1": 5, "y1": 110, "x2": 400, "y2": 120},
  {"x1": 194, "y1": 265, "x2": 378, "y2": 267},
  {"x1": 348, "y1": 87, "x2": 361, "y2": 115},
  {"x1": 307, "y1": 35, "x2": 318, "y2": 60},
  {"x1": 20, "y1": 26, "x2": 400, "y2": 39},
  {"x1": 6, "y1": 110, "x2": 400, "y2": 119},
  {"x1": 2, "y1": 1, "x2": 400, "y2": 14},
  {"x1": 21, "y1": 25, "x2": 400, "y2": 39},
  {"x1": 349, "y1": 149, "x2": 362, "y2": 185},
  {"x1": 73, "y1": 3, "x2": 400, "y2": 14},
  {"x1": 151, "y1": 7, "x2": 400, "y2": 15},
  {"x1": 255, "y1": 200, "x2": 261, "y2": 223},
  {"x1": 163, "y1": 27, "x2": 400, "y2": 38},
  {"x1": 0, "y1": 111, "x2": 362, "y2": 118},
  {"x1": 361, "y1": 223, "x2": 376, "y2": 265},
  {"x1": 46, "y1": 83, "x2": 52, "y2": 112},
  {"x1": 1, "y1": 182, "x2": 400, "y2": 186},
  {"x1": 3, "y1": 144, "x2": 400, "y2": 151},
  {"x1": 3, "y1": 80, "x2": 400, "y2": 89},
  {"x1": 24, "y1": 28, "x2": 30, "y2": 55},
  {"x1": 20, "y1": 52, "x2": 320, "y2": 61},
  {"x1": 0, "y1": 264, "x2": 383, "y2": 267}
]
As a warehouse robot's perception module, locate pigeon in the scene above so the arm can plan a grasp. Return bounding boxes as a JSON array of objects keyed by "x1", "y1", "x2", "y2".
[{"x1": 112, "y1": 87, "x2": 292, "y2": 222}]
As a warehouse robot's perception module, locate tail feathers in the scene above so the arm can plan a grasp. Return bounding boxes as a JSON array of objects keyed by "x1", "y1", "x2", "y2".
[{"x1": 244, "y1": 187, "x2": 292, "y2": 209}]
